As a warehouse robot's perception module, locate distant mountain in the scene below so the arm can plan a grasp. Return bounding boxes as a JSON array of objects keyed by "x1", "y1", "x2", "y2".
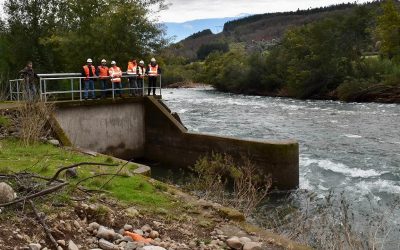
[
  {"x1": 164, "y1": 15, "x2": 250, "y2": 42},
  {"x1": 165, "y1": 3, "x2": 372, "y2": 59}
]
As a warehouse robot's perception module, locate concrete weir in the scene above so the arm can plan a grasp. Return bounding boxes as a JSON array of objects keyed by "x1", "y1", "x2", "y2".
[{"x1": 52, "y1": 97, "x2": 299, "y2": 190}]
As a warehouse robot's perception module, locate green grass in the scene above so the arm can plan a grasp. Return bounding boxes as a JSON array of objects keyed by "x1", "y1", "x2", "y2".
[
  {"x1": 0, "y1": 115, "x2": 10, "y2": 127},
  {"x1": 0, "y1": 138, "x2": 175, "y2": 211}
]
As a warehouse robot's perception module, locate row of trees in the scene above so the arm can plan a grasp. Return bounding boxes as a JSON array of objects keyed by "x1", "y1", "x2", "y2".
[
  {"x1": 0, "y1": 0, "x2": 168, "y2": 86},
  {"x1": 163, "y1": 0, "x2": 400, "y2": 102}
]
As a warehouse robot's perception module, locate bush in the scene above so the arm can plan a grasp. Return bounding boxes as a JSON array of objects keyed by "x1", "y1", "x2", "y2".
[{"x1": 187, "y1": 153, "x2": 271, "y2": 216}]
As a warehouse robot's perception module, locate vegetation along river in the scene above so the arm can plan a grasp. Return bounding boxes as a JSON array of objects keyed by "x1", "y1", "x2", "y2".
[{"x1": 161, "y1": 87, "x2": 400, "y2": 246}]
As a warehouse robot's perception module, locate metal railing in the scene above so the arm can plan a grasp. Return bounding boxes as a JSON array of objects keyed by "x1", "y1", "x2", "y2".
[{"x1": 9, "y1": 73, "x2": 162, "y2": 102}]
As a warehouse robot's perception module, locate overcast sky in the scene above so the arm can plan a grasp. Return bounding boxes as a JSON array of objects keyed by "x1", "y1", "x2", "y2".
[{"x1": 157, "y1": 0, "x2": 371, "y2": 23}]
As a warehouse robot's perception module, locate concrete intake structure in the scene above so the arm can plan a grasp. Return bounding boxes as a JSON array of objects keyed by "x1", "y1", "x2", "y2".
[{"x1": 52, "y1": 97, "x2": 299, "y2": 190}]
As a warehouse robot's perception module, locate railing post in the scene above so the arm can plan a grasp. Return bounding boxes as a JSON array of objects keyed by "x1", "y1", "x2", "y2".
[
  {"x1": 71, "y1": 78, "x2": 74, "y2": 101},
  {"x1": 44, "y1": 79, "x2": 47, "y2": 102},
  {"x1": 159, "y1": 74, "x2": 162, "y2": 96},
  {"x1": 39, "y1": 77, "x2": 43, "y2": 101},
  {"x1": 9, "y1": 81, "x2": 13, "y2": 101},
  {"x1": 16, "y1": 80, "x2": 20, "y2": 101},
  {"x1": 79, "y1": 78, "x2": 82, "y2": 101},
  {"x1": 112, "y1": 81, "x2": 115, "y2": 100}
]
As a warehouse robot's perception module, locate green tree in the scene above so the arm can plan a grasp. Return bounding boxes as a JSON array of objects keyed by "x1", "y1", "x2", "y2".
[{"x1": 376, "y1": 0, "x2": 400, "y2": 63}]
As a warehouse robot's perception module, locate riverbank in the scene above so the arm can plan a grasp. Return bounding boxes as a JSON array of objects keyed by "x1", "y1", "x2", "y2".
[
  {"x1": 166, "y1": 82, "x2": 211, "y2": 89},
  {"x1": 0, "y1": 137, "x2": 308, "y2": 250}
]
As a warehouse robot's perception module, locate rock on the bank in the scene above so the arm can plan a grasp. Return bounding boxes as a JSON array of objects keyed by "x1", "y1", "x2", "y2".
[
  {"x1": 96, "y1": 226, "x2": 116, "y2": 241},
  {"x1": 0, "y1": 182, "x2": 16, "y2": 203},
  {"x1": 142, "y1": 246, "x2": 167, "y2": 250},
  {"x1": 243, "y1": 242, "x2": 262, "y2": 250},
  {"x1": 28, "y1": 243, "x2": 41, "y2": 250},
  {"x1": 226, "y1": 236, "x2": 243, "y2": 249},
  {"x1": 98, "y1": 239, "x2": 119, "y2": 250},
  {"x1": 48, "y1": 139, "x2": 60, "y2": 146},
  {"x1": 67, "y1": 240, "x2": 79, "y2": 250}
]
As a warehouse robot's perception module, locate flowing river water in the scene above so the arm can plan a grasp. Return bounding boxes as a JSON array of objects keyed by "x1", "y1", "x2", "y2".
[{"x1": 159, "y1": 87, "x2": 400, "y2": 246}]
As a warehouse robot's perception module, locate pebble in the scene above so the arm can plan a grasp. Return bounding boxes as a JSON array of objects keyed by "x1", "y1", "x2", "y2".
[
  {"x1": 226, "y1": 236, "x2": 243, "y2": 250},
  {"x1": 142, "y1": 246, "x2": 167, "y2": 250},
  {"x1": 124, "y1": 224, "x2": 133, "y2": 231},
  {"x1": 149, "y1": 230, "x2": 159, "y2": 239},
  {"x1": 124, "y1": 242, "x2": 137, "y2": 250},
  {"x1": 28, "y1": 243, "x2": 41, "y2": 250},
  {"x1": 88, "y1": 222, "x2": 100, "y2": 231},
  {"x1": 141, "y1": 224, "x2": 152, "y2": 233},
  {"x1": 48, "y1": 139, "x2": 60, "y2": 146},
  {"x1": 68, "y1": 240, "x2": 79, "y2": 250},
  {"x1": 133, "y1": 229, "x2": 144, "y2": 236},
  {"x1": 57, "y1": 240, "x2": 66, "y2": 246}
]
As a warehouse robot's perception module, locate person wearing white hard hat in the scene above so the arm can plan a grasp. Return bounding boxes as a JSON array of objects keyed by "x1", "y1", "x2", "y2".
[
  {"x1": 126, "y1": 58, "x2": 138, "y2": 96},
  {"x1": 97, "y1": 59, "x2": 109, "y2": 98},
  {"x1": 109, "y1": 61, "x2": 123, "y2": 97},
  {"x1": 146, "y1": 58, "x2": 161, "y2": 96},
  {"x1": 82, "y1": 58, "x2": 96, "y2": 100},
  {"x1": 137, "y1": 60, "x2": 146, "y2": 96}
]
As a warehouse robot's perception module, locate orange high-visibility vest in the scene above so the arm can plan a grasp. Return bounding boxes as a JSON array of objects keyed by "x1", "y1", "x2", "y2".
[
  {"x1": 109, "y1": 66, "x2": 122, "y2": 83},
  {"x1": 148, "y1": 64, "x2": 159, "y2": 76},
  {"x1": 97, "y1": 66, "x2": 109, "y2": 79},
  {"x1": 83, "y1": 65, "x2": 96, "y2": 80},
  {"x1": 127, "y1": 61, "x2": 138, "y2": 75},
  {"x1": 137, "y1": 66, "x2": 145, "y2": 79}
]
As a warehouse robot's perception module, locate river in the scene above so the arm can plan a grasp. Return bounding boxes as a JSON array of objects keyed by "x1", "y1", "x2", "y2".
[{"x1": 161, "y1": 87, "x2": 400, "y2": 247}]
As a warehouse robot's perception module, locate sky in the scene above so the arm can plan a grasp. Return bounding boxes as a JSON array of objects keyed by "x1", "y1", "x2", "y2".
[{"x1": 157, "y1": 0, "x2": 371, "y2": 23}]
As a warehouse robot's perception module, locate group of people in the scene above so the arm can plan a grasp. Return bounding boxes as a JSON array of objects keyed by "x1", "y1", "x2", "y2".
[{"x1": 82, "y1": 58, "x2": 161, "y2": 100}]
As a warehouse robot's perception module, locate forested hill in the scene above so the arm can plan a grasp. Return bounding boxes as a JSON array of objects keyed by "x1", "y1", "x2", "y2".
[{"x1": 168, "y1": 3, "x2": 374, "y2": 59}]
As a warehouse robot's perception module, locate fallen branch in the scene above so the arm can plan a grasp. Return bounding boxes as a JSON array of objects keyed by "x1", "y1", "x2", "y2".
[
  {"x1": 47, "y1": 162, "x2": 118, "y2": 185},
  {"x1": 29, "y1": 200, "x2": 59, "y2": 249},
  {"x1": 0, "y1": 182, "x2": 68, "y2": 207}
]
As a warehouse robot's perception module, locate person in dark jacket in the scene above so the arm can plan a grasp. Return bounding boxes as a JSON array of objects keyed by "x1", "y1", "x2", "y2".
[
  {"x1": 19, "y1": 61, "x2": 39, "y2": 101},
  {"x1": 146, "y1": 58, "x2": 161, "y2": 96}
]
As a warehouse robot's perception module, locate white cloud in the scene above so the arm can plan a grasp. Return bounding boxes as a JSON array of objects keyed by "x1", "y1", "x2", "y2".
[{"x1": 156, "y1": 0, "x2": 371, "y2": 22}]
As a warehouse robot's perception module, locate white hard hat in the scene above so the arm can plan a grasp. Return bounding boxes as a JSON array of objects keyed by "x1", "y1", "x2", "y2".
[
  {"x1": 139, "y1": 60, "x2": 144, "y2": 64},
  {"x1": 87, "y1": 58, "x2": 93, "y2": 63},
  {"x1": 151, "y1": 58, "x2": 156, "y2": 62},
  {"x1": 101, "y1": 59, "x2": 106, "y2": 63},
  {"x1": 111, "y1": 61, "x2": 116, "y2": 65}
]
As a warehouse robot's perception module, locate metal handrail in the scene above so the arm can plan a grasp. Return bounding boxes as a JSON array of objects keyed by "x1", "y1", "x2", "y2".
[{"x1": 9, "y1": 72, "x2": 162, "y2": 102}]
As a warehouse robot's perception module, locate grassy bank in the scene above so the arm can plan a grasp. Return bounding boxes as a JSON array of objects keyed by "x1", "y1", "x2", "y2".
[{"x1": 0, "y1": 138, "x2": 174, "y2": 210}]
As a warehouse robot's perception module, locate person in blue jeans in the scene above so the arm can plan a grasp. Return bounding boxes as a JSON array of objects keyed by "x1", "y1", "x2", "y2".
[{"x1": 82, "y1": 58, "x2": 96, "y2": 100}]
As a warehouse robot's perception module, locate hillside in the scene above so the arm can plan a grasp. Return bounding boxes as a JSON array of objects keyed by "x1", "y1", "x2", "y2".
[{"x1": 167, "y1": 3, "x2": 372, "y2": 59}]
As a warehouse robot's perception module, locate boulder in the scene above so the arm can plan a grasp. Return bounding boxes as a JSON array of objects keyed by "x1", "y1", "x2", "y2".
[
  {"x1": 243, "y1": 242, "x2": 262, "y2": 250},
  {"x1": 0, "y1": 182, "x2": 16, "y2": 203},
  {"x1": 97, "y1": 226, "x2": 116, "y2": 241},
  {"x1": 226, "y1": 236, "x2": 243, "y2": 250},
  {"x1": 98, "y1": 239, "x2": 119, "y2": 250}
]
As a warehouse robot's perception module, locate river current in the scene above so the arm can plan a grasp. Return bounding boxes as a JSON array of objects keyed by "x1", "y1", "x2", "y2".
[{"x1": 161, "y1": 87, "x2": 400, "y2": 245}]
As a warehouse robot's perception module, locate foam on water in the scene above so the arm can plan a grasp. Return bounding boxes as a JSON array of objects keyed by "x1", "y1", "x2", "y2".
[
  {"x1": 301, "y1": 156, "x2": 384, "y2": 178},
  {"x1": 343, "y1": 134, "x2": 363, "y2": 138}
]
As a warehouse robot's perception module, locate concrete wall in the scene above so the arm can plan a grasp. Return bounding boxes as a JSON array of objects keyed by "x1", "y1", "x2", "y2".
[
  {"x1": 54, "y1": 100, "x2": 145, "y2": 159},
  {"x1": 52, "y1": 97, "x2": 299, "y2": 190},
  {"x1": 144, "y1": 97, "x2": 299, "y2": 190}
]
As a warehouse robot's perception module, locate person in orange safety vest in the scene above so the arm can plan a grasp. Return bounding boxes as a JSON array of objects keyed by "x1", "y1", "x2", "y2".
[
  {"x1": 81, "y1": 58, "x2": 96, "y2": 100},
  {"x1": 146, "y1": 58, "x2": 161, "y2": 96},
  {"x1": 109, "y1": 61, "x2": 123, "y2": 97},
  {"x1": 127, "y1": 59, "x2": 138, "y2": 96},
  {"x1": 97, "y1": 59, "x2": 109, "y2": 98}
]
